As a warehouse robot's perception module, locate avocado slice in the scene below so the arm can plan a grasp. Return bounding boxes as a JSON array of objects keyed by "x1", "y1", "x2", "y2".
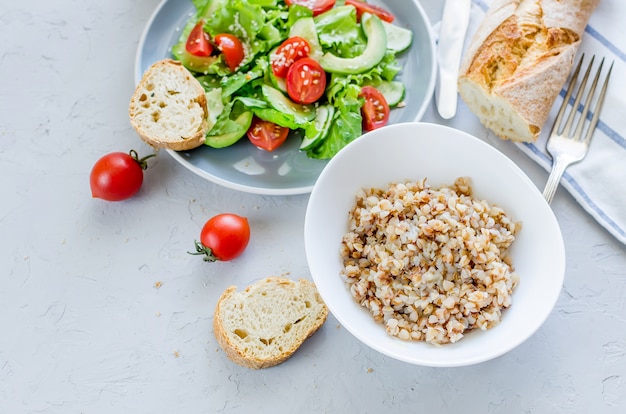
[
  {"x1": 319, "y1": 13, "x2": 387, "y2": 75},
  {"x1": 205, "y1": 110, "x2": 253, "y2": 148},
  {"x1": 172, "y1": 46, "x2": 219, "y2": 74}
]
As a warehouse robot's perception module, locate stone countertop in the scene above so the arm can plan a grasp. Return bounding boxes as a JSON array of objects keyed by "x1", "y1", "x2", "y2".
[{"x1": 1, "y1": 0, "x2": 625, "y2": 413}]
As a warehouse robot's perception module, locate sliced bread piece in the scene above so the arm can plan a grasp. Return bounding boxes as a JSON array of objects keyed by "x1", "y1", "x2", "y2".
[
  {"x1": 129, "y1": 59, "x2": 208, "y2": 151},
  {"x1": 213, "y1": 277, "x2": 328, "y2": 369}
]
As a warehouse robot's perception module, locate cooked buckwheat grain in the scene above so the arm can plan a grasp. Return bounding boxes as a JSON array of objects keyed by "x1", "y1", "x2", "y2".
[{"x1": 339, "y1": 177, "x2": 521, "y2": 345}]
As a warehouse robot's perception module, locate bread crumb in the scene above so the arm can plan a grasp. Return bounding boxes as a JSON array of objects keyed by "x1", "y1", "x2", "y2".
[
  {"x1": 174, "y1": 350, "x2": 180, "y2": 358},
  {"x1": 154, "y1": 281, "x2": 163, "y2": 289},
  {"x1": 155, "y1": 311, "x2": 161, "y2": 317},
  {"x1": 367, "y1": 368, "x2": 374, "y2": 373}
]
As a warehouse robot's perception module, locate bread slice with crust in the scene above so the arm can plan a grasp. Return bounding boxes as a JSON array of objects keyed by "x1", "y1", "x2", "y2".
[
  {"x1": 458, "y1": 0, "x2": 599, "y2": 142},
  {"x1": 213, "y1": 277, "x2": 328, "y2": 369},
  {"x1": 129, "y1": 59, "x2": 208, "y2": 151}
]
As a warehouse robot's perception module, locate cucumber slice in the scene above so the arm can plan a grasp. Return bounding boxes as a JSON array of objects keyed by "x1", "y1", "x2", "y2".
[
  {"x1": 319, "y1": 13, "x2": 387, "y2": 75},
  {"x1": 272, "y1": 75, "x2": 287, "y2": 94},
  {"x1": 261, "y1": 85, "x2": 316, "y2": 125},
  {"x1": 289, "y1": 17, "x2": 323, "y2": 61},
  {"x1": 382, "y1": 21, "x2": 413, "y2": 54},
  {"x1": 300, "y1": 105, "x2": 335, "y2": 150},
  {"x1": 376, "y1": 81, "x2": 406, "y2": 107}
]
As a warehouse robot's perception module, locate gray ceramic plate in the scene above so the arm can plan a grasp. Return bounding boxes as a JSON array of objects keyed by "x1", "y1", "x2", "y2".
[{"x1": 135, "y1": 0, "x2": 436, "y2": 195}]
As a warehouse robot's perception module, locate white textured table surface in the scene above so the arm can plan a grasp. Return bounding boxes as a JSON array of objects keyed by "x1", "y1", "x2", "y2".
[{"x1": 1, "y1": 1, "x2": 625, "y2": 413}]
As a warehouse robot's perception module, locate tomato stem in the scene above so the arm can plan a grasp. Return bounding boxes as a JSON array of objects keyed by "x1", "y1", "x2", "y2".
[
  {"x1": 187, "y1": 240, "x2": 219, "y2": 262},
  {"x1": 129, "y1": 149, "x2": 157, "y2": 170}
]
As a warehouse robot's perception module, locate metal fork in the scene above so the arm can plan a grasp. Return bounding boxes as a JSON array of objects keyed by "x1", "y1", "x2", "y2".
[{"x1": 542, "y1": 54, "x2": 613, "y2": 204}]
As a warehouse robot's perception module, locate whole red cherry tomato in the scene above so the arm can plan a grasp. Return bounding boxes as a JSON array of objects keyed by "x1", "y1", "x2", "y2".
[
  {"x1": 90, "y1": 150, "x2": 155, "y2": 201},
  {"x1": 189, "y1": 213, "x2": 251, "y2": 262}
]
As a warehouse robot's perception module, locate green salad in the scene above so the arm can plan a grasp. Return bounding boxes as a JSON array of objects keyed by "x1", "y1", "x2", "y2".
[{"x1": 171, "y1": 0, "x2": 413, "y2": 159}]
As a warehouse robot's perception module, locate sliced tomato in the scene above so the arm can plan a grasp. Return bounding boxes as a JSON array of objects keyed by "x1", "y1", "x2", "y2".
[
  {"x1": 214, "y1": 33, "x2": 245, "y2": 71},
  {"x1": 270, "y1": 36, "x2": 311, "y2": 78},
  {"x1": 285, "y1": 0, "x2": 336, "y2": 16},
  {"x1": 185, "y1": 21, "x2": 213, "y2": 57},
  {"x1": 286, "y1": 58, "x2": 327, "y2": 105},
  {"x1": 345, "y1": 0, "x2": 395, "y2": 23},
  {"x1": 360, "y1": 85, "x2": 390, "y2": 131},
  {"x1": 247, "y1": 117, "x2": 290, "y2": 152}
]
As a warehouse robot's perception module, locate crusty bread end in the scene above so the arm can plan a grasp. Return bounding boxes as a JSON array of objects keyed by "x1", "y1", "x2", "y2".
[
  {"x1": 213, "y1": 277, "x2": 328, "y2": 369},
  {"x1": 129, "y1": 59, "x2": 208, "y2": 151},
  {"x1": 458, "y1": 0, "x2": 599, "y2": 142}
]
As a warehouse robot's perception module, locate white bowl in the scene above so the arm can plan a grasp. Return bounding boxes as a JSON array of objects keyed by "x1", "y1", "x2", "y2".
[{"x1": 304, "y1": 122, "x2": 565, "y2": 367}]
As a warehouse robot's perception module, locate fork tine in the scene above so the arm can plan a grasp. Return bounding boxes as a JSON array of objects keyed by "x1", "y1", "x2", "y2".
[
  {"x1": 574, "y1": 57, "x2": 605, "y2": 139},
  {"x1": 542, "y1": 54, "x2": 612, "y2": 204},
  {"x1": 583, "y1": 60, "x2": 613, "y2": 144},
  {"x1": 563, "y1": 55, "x2": 595, "y2": 137},
  {"x1": 550, "y1": 54, "x2": 584, "y2": 136}
]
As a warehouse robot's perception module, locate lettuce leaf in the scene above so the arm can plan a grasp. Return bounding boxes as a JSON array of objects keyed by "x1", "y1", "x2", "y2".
[
  {"x1": 306, "y1": 83, "x2": 362, "y2": 159},
  {"x1": 314, "y1": 6, "x2": 362, "y2": 56},
  {"x1": 253, "y1": 108, "x2": 305, "y2": 130}
]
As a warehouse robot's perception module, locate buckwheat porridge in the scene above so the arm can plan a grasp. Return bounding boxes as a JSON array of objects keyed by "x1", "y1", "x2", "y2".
[{"x1": 339, "y1": 177, "x2": 521, "y2": 345}]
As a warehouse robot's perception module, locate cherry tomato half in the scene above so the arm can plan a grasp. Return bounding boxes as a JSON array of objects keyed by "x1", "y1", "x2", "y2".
[
  {"x1": 247, "y1": 117, "x2": 290, "y2": 152},
  {"x1": 270, "y1": 36, "x2": 311, "y2": 78},
  {"x1": 286, "y1": 57, "x2": 327, "y2": 104},
  {"x1": 186, "y1": 20, "x2": 213, "y2": 57},
  {"x1": 90, "y1": 150, "x2": 155, "y2": 201},
  {"x1": 360, "y1": 85, "x2": 390, "y2": 132},
  {"x1": 190, "y1": 214, "x2": 251, "y2": 262},
  {"x1": 214, "y1": 33, "x2": 245, "y2": 71},
  {"x1": 345, "y1": 0, "x2": 395, "y2": 23},
  {"x1": 285, "y1": 0, "x2": 336, "y2": 16}
]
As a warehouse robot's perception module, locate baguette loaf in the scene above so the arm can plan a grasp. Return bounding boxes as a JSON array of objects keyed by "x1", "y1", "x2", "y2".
[
  {"x1": 458, "y1": 0, "x2": 599, "y2": 142},
  {"x1": 129, "y1": 59, "x2": 208, "y2": 151},
  {"x1": 213, "y1": 277, "x2": 328, "y2": 369}
]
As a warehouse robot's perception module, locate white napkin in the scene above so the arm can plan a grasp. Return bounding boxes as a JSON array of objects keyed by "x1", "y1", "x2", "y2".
[{"x1": 462, "y1": 0, "x2": 626, "y2": 245}]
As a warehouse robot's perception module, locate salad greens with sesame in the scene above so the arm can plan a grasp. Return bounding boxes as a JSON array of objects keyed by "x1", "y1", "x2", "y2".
[{"x1": 171, "y1": 0, "x2": 413, "y2": 159}]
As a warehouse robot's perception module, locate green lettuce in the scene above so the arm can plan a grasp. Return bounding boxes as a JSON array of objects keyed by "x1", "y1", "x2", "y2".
[{"x1": 174, "y1": 0, "x2": 409, "y2": 159}]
